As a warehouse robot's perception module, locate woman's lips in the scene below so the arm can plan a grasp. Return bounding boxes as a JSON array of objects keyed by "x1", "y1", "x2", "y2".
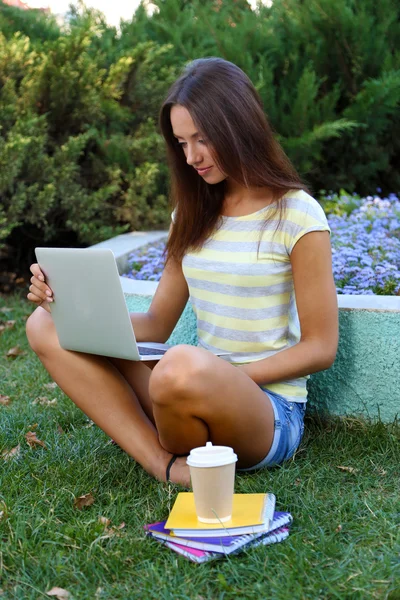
[{"x1": 196, "y1": 166, "x2": 212, "y2": 175}]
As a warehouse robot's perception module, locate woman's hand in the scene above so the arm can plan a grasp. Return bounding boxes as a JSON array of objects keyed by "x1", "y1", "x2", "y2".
[{"x1": 27, "y1": 264, "x2": 53, "y2": 313}]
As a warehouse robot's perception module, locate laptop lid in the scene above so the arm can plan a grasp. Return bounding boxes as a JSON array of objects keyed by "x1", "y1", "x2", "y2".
[{"x1": 35, "y1": 247, "x2": 143, "y2": 361}]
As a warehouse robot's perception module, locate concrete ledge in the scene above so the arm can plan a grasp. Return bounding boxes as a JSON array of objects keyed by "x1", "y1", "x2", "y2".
[
  {"x1": 338, "y1": 295, "x2": 400, "y2": 311},
  {"x1": 92, "y1": 233, "x2": 400, "y2": 422},
  {"x1": 307, "y1": 308, "x2": 399, "y2": 422},
  {"x1": 120, "y1": 278, "x2": 159, "y2": 296}
]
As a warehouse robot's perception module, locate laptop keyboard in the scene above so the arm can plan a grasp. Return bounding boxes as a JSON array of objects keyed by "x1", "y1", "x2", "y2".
[{"x1": 137, "y1": 346, "x2": 167, "y2": 356}]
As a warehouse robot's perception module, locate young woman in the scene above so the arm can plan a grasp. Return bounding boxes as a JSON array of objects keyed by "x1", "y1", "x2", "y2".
[{"x1": 26, "y1": 58, "x2": 338, "y2": 487}]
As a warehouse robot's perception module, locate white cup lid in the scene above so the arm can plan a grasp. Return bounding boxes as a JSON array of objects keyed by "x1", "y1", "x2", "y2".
[{"x1": 186, "y1": 442, "x2": 238, "y2": 468}]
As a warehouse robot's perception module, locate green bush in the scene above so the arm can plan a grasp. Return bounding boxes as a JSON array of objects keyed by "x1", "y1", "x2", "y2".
[
  {"x1": 0, "y1": 21, "x2": 175, "y2": 252},
  {"x1": 0, "y1": 0, "x2": 60, "y2": 46},
  {"x1": 0, "y1": 0, "x2": 399, "y2": 264}
]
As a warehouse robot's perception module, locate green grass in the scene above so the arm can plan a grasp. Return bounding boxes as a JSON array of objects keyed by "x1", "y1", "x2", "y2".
[{"x1": 0, "y1": 294, "x2": 399, "y2": 600}]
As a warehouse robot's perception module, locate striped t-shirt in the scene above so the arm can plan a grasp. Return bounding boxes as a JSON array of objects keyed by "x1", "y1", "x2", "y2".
[{"x1": 180, "y1": 189, "x2": 330, "y2": 403}]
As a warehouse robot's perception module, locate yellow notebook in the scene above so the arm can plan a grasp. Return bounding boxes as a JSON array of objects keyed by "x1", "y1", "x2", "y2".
[{"x1": 165, "y1": 492, "x2": 276, "y2": 537}]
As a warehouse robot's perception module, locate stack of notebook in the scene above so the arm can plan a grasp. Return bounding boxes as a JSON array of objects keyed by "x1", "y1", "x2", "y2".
[{"x1": 145, "y1": 492, "x2": 292, "y2": 563}]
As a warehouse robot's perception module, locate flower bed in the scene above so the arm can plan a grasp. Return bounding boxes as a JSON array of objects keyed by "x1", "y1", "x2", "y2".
[
  {"x1": 123, "y1": 238, "x2": 167, "y2": 281},
  {"x1": 122, "y1": 193, "x2": 400, "y2": 295}
]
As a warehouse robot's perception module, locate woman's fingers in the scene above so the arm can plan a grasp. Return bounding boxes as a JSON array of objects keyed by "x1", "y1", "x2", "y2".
[
  {"x1": 30, "y1": 263, "x2": 45, "y2": 281},
  {"x1": 26, "y1": 292, "x2": 51, "y2": 313},
  {"x1": 27, "y1": 292, "x2": 43, "y2": 305},
  {"x1": 28, "y1": 282, "x2": 53, "y2": 303},
  {"x1": 30, "y1": 274, "x2": 52, "y2": 294},
  {"x1": 27, "y1": 263, "x2": 53, "y2": 304},
  {"x1": 29, "y1": 276, "x2": 52, "y2": 297}
]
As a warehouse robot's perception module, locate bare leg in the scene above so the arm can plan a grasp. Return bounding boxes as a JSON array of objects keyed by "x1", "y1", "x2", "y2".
[
  {"x1": 26, "y1": 307, "x2": 190, "y2": 486},
  {"x1": 150, "y1": 345, "x2": 275, "y2": 468},
  {"x1": 108, "y1": 357, "x2": 156, "y2": 425}
]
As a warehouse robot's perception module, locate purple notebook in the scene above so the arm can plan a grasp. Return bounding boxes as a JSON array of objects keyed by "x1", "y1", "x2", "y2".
[
  {"x1": 159, "y1": 526, "x2": 290, "y2": 563},
  {"x1": 145, "y1": 511, "x2": 292, "y2": 555}
]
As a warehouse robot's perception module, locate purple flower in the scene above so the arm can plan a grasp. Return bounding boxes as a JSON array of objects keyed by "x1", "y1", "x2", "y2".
[{"x1": 122, "y1": 193, "x2": 400, "y2": 295}]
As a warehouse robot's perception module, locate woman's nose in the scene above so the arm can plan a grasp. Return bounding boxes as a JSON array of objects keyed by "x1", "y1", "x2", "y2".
[{"x1": 186, "y1": 145, "x2": 200, "y2": 166}]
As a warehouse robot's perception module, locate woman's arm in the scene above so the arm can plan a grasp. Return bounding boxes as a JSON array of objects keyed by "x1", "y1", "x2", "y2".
[
  {"x1": 129, "y1": 257, "x2": 190, "y2": 343},
  {"x1": 238, "y1": 230, "x2": 338, "y2": 385}
]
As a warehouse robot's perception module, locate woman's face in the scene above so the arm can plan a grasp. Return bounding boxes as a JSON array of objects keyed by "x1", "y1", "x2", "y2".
[{"x1": 170, "y1": 105, "x2": 226, "y2": 185}]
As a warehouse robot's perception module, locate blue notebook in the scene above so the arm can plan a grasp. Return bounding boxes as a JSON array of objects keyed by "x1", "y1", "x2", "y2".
[{"x1": 145, "y1": 511, "x2": 292, "y2": 555}]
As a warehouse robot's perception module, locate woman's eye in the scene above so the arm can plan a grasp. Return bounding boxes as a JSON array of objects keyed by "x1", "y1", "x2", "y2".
[{"x1": 178, "y1": 141, "x2": 187, "y2": 147}]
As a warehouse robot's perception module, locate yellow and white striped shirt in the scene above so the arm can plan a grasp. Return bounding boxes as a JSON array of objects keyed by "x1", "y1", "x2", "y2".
[{"x1": 181, "y1": 190, "x2": 330, "y2": 402}]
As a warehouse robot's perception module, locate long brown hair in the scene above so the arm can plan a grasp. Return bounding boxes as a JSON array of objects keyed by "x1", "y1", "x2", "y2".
[{"x1": 160, "y1": 57, "x2": 308, "y2": 263}]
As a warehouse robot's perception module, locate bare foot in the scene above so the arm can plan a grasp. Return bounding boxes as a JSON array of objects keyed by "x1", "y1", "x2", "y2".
[{"x1": 167, "y1": 455, "x2": 191, "y2": 488}]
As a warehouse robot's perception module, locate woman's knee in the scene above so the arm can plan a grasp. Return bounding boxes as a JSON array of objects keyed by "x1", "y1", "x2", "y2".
[
  {"x1": 26, "y1": 307, "x2": 58, "y2": 356},
  {"x1": 149, "y1": 345, "x2": 208, "y2": 406}
]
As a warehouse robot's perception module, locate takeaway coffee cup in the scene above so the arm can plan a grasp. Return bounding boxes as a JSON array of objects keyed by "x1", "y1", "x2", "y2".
[{"x1": 187, "y1": 442, "x2": 238, "y2": 523}]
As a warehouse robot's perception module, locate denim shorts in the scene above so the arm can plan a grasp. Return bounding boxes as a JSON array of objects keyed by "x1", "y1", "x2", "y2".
[{"x1": 239, "y1": 390, "x2": 306, "y2": 471}]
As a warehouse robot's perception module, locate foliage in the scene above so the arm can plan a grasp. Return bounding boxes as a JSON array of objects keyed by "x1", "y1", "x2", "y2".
[
  {"x1": 125, "y1": 237, "x2": 167, "y2": 281},
  {"x1": 0, "y1": 0, "x2": 60, "y2": 46},
  {"x1": 328, "y1": 193, "x2": 400, "y2": 295},
  {"x1": 121, "y1": 0, "x2": 400, "y2": 193},
  {"x1": 0, "y1": 18, "x2": 175, "y2": 255},
  {"x1": 0, "y1": 0, "x2": 399, "y2": 270}
]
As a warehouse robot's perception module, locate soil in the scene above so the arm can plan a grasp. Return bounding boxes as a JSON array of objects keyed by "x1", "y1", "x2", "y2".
[
  {"x1": 1, "y1": 226, "x2": 84, "y2": 295},
  {"x1": 0, "y1": 245, "x2": 29, "y2": 295}
]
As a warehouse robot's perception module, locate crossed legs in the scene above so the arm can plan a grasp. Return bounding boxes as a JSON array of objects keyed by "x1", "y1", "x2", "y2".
[
  {"x1": 150, "y1": 345, "x2": 275, "y2": 468},
  {"x1": 26, "y1": 307, "x2": 275, "y2": 486}
]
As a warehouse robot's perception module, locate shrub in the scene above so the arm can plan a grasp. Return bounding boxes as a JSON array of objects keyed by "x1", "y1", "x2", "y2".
[
  {"x1": 1, "y1": 0, "x2": 399, "y2": 273},
  {"x1": 121, "y1": 0, "x2": 400, "y2": 194},
  {"x1": 0, "y1": 24, "x2": 175, "y2": 256},
  {"x1": 0, "y1": 0, "x2": 60, "y2": 46}
]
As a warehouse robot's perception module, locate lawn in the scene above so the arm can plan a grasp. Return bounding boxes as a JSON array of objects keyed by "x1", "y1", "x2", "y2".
[{"x1": 0, "y1": 294, "x2": 399, "y2": 600}]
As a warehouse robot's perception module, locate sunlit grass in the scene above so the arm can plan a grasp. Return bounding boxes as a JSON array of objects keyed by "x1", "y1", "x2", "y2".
[{"x1": 0, "y1": 294, "x2": 399, "y2": 599}]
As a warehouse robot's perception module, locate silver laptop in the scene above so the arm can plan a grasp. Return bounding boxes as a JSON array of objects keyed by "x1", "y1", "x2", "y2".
[{"x1": 34, "y1": 247, "x2": 185, "y2": 361}]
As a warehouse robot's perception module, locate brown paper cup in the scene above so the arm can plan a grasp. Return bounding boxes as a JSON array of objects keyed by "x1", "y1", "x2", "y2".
[{"x1": 187, "y1": 442, "x2": 238, "y2": 523}]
